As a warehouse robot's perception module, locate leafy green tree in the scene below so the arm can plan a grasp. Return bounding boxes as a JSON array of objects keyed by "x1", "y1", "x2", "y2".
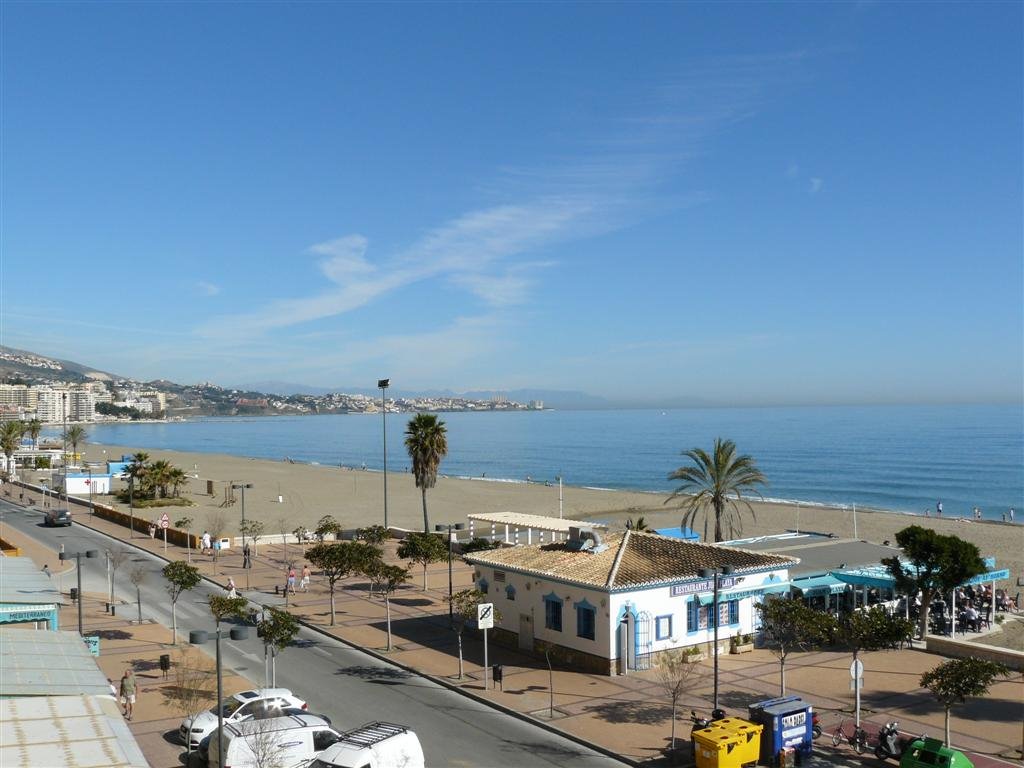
[
  {"x1": 460, "y1": 538, "x2": 500, "y2": 554},
  {"x1": 920, "y1": 658, "x2": 1008, "y2": 747},
  {"x1": 124, "y1": 451, "x2": 150, "y2": 512},
  {"x1": 148, "y1": 459, "x2": 174, "y2": 498},
  {"x1": 306, "y1": 542, "x2": 361, "y2": 625},
  {"x1": 397, "y1": 532, "x2": 448, "y2": 591},
  {"x1": 314, "y1": 514, "x2": 342, "y2": 543},
  {"x1": 256, "y1": 608, "x2": 300, "y2": 686},
  {"x1": 26, "y1": 419, "x2": 42, "y2": 449},
  {"x1": 208, "y1": 595, "x2": 248, "y2": 628},
  {"x1": 356, "y1": 525, "x2": 389, "y2": 544},
  {"x1": 367, "y1": 563, "x2": 409, "y2": 651},
  {"x1": 445, "y1": 588, "x2": 495, "y2": 679},
  {"x1": 404, "y1": 413, "x2": 448, "y2": 532},
  {"x1": 665, "y1": 438, "x2": 766, "y2": 542},
  {"x1": 883, "y1": 525, "x2": 987, "y2": 638},
  {"x1": 64, "y1": 424, "x2": 88, "y2": 459},
  {"x1": 163, "y1": 561, "x2": 202, "y2": 644},
  {"x1": 625, "y1": 516, "x2": 650, "y2": 531},
  {"x1": 0, "y1": 420, "x2": 25, "y2": 478},
  {"x1": 755, "y1": 598, "x2": 837, "y2": 694}
]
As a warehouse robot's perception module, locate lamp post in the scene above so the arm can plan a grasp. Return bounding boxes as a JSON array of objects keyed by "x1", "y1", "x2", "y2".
[
  {"x1": 87, "y1": 468, "x2": 94, "y2": 516},
  {"x1": 231, "y1": 483, "x2": 253, "y2": 547},
  {"x1": 700, "y1": 565, "x2": 734, "y2": 712},
  {"x1": 61, "y1": 392, "x2": 68, "y2": 510},
  {"x1": 435, "y1": 522, "x2": 466, "y2": 628},
  {"x1": 378, "y1": 378, "x2": 390, "y2": 530},
  {"x1": 59, "y1": 548, "x2": 99, "y2": 635},
  {"x1": 190, "y1": 626, "x2": 249, "y2": 768}
]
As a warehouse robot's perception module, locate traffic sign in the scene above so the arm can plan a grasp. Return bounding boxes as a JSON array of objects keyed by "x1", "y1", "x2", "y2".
[
  {"x1": 477, "y1": 602, "x2": 494, "y2": 630},
  {"x1": 850, "y1": 659, "x2": 864, "y2": 679},
  {"x1": 160, "y1": 513, "x2": 170, "y2": 529}
]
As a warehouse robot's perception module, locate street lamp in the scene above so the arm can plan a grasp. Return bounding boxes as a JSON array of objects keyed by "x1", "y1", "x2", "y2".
[
  {"x1": 700, "y1": 565, "x2": 734, "y2": 713},
  {"x1": 190, "y1": 626, "x2": 249, "y2": 768},
  {"x1": 378, "y1": 378, "x2": 390, "y2": 530},
  {"x1": 59, "y1": 548, "x2": 99, "y2": 635},
  {"x1": 87, "y1": 468, "x2": 94, "y2": 516},
  {"x1": 61, "y1": 392, "x2": 68, "y2": 510},
  {"x1": 231, "y1": 483, "x2": 253, "y2": 547},
  {"x1": 435, "y1": 522, "x2": 466, "y2": 628}
]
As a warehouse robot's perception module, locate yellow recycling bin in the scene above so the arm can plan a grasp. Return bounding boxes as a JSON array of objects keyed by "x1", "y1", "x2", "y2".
[{"x1": 693, "y1": 717, "x2": 764, "y2": 768}]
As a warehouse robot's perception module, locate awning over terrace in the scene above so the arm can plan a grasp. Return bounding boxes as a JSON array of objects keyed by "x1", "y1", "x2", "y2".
[
  {"x1": 832, "y1": 565, "x2": 895, "y2": 590},
  {"x1": 792, "y1": 575, "x2": 847, "y2": 596},
  {"x1": 697, "y1": 584, "x2": 791, "y2": 605}
]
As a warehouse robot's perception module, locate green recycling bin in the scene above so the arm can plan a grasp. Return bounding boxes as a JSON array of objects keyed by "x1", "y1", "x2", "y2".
[{"x1": 899, "y1": 737, "x2": 974, "y2": 768}]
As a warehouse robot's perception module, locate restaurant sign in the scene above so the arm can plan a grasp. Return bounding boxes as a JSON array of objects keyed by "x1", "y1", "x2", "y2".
[{"x1": 671, "y1": 576, "x2": 736, "y2": 597}]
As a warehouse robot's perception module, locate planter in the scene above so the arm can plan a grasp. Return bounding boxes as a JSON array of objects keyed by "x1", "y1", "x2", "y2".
[
  {"x1": 683, "y1": 652, "x2": 706, "y2": 663},
  {"x1": 730, "y1": 643, "x2": 754, "y2": 655}
]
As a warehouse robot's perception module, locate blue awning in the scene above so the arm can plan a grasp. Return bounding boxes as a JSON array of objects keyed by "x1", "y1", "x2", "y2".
[
  {"x1": 792, "y1": 575, "x2": 847, "y2": 596},
  {"x1": 832, "y1": 567, "x2": 894, "y2": 590}
]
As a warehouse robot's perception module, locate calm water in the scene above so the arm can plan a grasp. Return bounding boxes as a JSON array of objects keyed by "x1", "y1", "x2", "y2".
[{"x1": 78, "y1": 405, "x2": 1023, "y2": 520}]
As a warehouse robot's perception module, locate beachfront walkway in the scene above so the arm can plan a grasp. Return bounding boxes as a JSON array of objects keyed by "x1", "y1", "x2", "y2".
[{"x1": 5, "y1": 495, "x2": 1022, "y2": 767}]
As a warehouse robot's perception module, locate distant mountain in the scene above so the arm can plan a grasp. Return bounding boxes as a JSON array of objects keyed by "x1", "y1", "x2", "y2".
[{"x1": 0, "y1": 345, "x2": 121, "y2": 383}]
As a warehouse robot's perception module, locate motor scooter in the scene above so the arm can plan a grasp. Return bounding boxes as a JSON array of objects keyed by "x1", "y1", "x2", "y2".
[
  {"x1": 874, "y1": 721, "x2": 910, "y2": 760},
  {"x1": 811, "y1": 711, "x2": 822, "y2": 740},
  {"x1": 689, "y1": 709, "x2": 727, "y2": 755}
]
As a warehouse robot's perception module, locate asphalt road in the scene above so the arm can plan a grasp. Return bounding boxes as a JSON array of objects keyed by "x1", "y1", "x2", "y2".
[{"x1": 0, "y1": 499, "x2": 628, "y2": 768}]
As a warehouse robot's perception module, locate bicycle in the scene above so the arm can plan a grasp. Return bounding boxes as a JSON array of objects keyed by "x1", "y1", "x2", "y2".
[{"x1": 831, "y1": 718, "x2": 868, "y2": 754}]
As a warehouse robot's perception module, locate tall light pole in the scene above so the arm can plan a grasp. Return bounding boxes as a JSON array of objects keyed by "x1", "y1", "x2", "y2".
[
  {"x1": 59, "y1": 548, "x2": 99, "y2": 635},
  {"x1": 700, "y1": 565, "x2": 734, "y2": 713},
  {"x1": 61, "y1": 392, "x2": 68, "y2": 510},
  {"x1": 378, "y1": 379, "x2": 390, "y2": 530},
  {"x1": 190, "y1": 626, "x2": 248, "y2": 768},
  {"x1": 231, "y1": 483, "x2": 253, "y2": 548},
  {"x1": 87, "y1": 468, "x2": 94, "y2": 516},
  {"x1": 435, "y1": 522, "x2": 465, "y2": 628}
]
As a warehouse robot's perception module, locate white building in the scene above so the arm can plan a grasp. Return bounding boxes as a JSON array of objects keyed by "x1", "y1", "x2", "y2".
[
  {"x1": 67, "y1": 388, "x2": 95, "y2": 422},
  {"x1": 464, "y1": 527, "x2": 796, "y2": 675},
  {"x1": 34, "y1": 388, "x2": 69, "y2": 423}
]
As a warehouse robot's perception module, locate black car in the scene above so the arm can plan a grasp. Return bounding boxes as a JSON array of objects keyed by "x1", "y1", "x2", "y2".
[{"x1": 45, "y1": 509, "x2": 72, "y2": 527}]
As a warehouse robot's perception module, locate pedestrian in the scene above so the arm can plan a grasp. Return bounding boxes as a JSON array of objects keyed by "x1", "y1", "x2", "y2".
[
  {"x1": 287, "y1": 566, "x2": 297, "y2": 593},
  {"x1": 201, "y1": 531, "x2": 212, "y2": 555},
  {"x1": 226, "y1": 576, "x2": 237, "y2": 598},
  {"x1": 149, "y1": 522, "x2": 156, "y2": 539},
  {"x1": 119, "y1": 668, "x2": 137, "y2": 720},
  {"x1": 42, "y1": 564, "x2": 51, "y2": 579},
  {"x1": 242, "y1": 542, "x2": 251, "y2": 570},
  {"x1": 1010, "y1": 508, "x2": 1015, "y2": 523},
  {"x1": 301, "y1": 564, "x2": 310, "y2": 592},
  {"x1": 936, "y1": 500, "x2": 943, "y2": 517},
  {"x1": 1003, "y1": 512, "x2": 1008, "y2": 523}
]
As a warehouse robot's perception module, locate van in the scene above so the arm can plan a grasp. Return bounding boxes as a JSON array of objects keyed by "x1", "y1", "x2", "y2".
[
  {"x1": 206, "y1": 712, "x2": 340, "y2": 768},
  {"x1": 309, "y1": 722, "x2": 425, "y2": 768}
]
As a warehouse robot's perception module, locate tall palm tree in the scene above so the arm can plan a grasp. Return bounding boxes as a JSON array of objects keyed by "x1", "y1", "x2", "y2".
[
  {"x1": 64, "y1": 424, "x2": 88, "y2": 460},
  {"x1": 665, "y1": 437, "x2": 766, "y2": 543},
  {"x1": 168, "y1": 467, "x2": 189, "y2": 498},
  {"x1": 148, "y1": 459, "x2": 174, "y2": 498},
  {"x1": 26, "y1": 419, "x2": 43, "y2": 449},
  {"x1": 0, "y1": 420, "x2": 25, "y2": 479},
  {"x1": 404, "y1": 413, "x2": 448, "y2": 532}
]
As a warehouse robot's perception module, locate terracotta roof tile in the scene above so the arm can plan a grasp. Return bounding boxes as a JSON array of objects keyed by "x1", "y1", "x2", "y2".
[{"x1": 464, "y1": 530, "x2": 797, "y2": 590}]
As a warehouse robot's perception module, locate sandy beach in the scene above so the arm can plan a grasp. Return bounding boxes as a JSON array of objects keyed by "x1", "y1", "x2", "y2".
[{"x1": 78, "y1": 443, "x2": 1024, "y2": 586}]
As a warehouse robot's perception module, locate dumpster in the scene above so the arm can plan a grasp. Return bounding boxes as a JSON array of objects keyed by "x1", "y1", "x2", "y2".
[
  {"x1": 899, "y1": 737, "x2": 974, "y2": 768},
  {"x1": 747, "y1": 696, "x2": 814, "y2": 765},
  {"x1": 693, "y1": 718, "x2": 763, "y2": 768}
]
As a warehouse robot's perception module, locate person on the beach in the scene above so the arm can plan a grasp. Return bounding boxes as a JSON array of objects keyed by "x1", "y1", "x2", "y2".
[
  {"x1": 42, "y1": 564, "x2": 51, "y2": 579},
  {"x1": 119, "y1": 668, "x2": 137, "y2": 720},
  {"x1": 301, "y1": 564, "x2": 310, "y2": 592},
  {"x1": 936, "y1": 500, "x2": 943, "y2": 517},
  {"x1": 1010, "y1": 508, "x2": 1015, "y2": 523}
]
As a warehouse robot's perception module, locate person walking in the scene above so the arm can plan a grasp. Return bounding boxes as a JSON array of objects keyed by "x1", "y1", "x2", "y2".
[
  {"x1": 242, "y1": 542, "x2": 251, "y2": 570},
  {"x1": 42, "y1": 564, "x2": 51, "y2": 579},
  {"x1": 226, "y1": 576, "x2": 237, "y2": 598},
  {"x1": 287, "y1": 566, "x2": 297, "y2": 594},
  {"x1": 119, "y1": 668, "x2": 137, "y2": 720},
  {"x1": 1010, "y1": 508, "x2": 1015, "y2": 523},
  {"x1": 300, "y1": 564, "x2": 310, "y2": 592},
  {"x1": 201, "y1": 531, "x2": 212, "y2": 555},
  {"x1": 936, "y1": 500, "x2": 943, "y2": 517}
]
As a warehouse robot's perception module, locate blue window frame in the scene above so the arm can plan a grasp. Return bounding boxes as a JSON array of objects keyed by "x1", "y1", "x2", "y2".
[
  {"x1": 478, "y1": 578, "x2": 489, "y2": 594},
  {"x1": 505, "y1": 584, "x2": 516, "y2": 601},
  {"x1": 656, "y1": 615, "x2": 673, "y2": 640},
  {"x1": 729, "y1": 600, "x2": 739, "y2": 625},
  {"x1": 688, "y1": 599, "x2": 739, "y2": 632},
  {"x1": 543, "y1": 592, "x2": 563, "y2": 632},
  {"x1": 576, "y1": 599, "x2": 596, "y2": 640}
]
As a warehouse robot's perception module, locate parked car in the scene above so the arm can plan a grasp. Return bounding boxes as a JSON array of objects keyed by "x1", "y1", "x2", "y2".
[
  {"x1": 207, "y1": 713, "x2": 339, "y2": 768},
  {"x1": 179, "y1": 688, "x2": 306, "y2": 750},
  {"x1": 309, "y1": 722, "x2": 425, "y2": 768},
  {"x1": 44, "y1": 508, "x2": 72, "y2": 527}
]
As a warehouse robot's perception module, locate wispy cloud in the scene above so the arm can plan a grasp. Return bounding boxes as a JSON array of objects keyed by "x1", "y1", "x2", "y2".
[
  {"x1": 197, "y1": 281, "x2": 220, "y2": 297},
  {"x1": 809, "y1": 177, "x2": 824, "y2": 195}
]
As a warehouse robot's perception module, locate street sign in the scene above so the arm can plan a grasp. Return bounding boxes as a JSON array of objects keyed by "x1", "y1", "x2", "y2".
[
  {"x1": 160, "y1": 513, "x2": 170, "y2": 529},
  {"x1": 477, "y1": 602, "x2": 494, "y2": 630},
  {"x1": 850, "y1": 659, "x2": 864, "y2": 679}
]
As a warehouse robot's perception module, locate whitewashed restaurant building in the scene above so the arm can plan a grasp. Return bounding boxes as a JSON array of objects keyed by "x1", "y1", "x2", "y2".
[{"x1": 463, "y1": 527, "x2": 797, "y2": 675}]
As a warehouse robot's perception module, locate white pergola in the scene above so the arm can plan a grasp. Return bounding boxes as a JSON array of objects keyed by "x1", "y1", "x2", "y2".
[{"x1": 467, "y1": 511, "x2": 608, "y2": 546}]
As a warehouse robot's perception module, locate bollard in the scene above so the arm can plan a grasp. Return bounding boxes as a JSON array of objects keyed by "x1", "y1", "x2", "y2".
[
  {"x1": 110, "y1": 604, "x2": 116, "y2": 616},
  {"x1": 105, "y1": 602, "x2": 110, "y2": 614},
  {"x1": 70, "y1": 587, "x2": 79, "y2": 602},
  {"x1": 275, "y1": 585, "x2": 279, "y2": 595}
]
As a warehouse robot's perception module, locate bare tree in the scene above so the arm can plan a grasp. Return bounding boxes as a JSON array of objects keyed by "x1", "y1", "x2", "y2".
[
  {"x1": 206, "y1": 510, "x2": 227, "y2": 574},
  {"x1": 276, "y1": 517, "x2": 291, "y2": 564},
  {"x1": 107, "y1": 548, "x2": 132, "y2": 604},
  {"x1": 240, "y1": 519, "x2": 265, "y2": 557},
  {"x1": 128, "y1": 565, "x2": 147, "y2": 624},
  {"x1": 654, "y1": 648, "x2": 708, "y2": 760},
  {"x1": 162, "y1": 647, "x2": 217, "y2": 755},
  {"x1": 242, "y1": 717, "x2": 289, "y2": 768}
]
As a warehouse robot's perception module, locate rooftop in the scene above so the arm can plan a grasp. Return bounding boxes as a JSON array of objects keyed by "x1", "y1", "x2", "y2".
[
  {"x1": 465, "y1": 530, "x2": 797, "y2": 591},
  {"x1": 467, "y1": 511, "x2": 608, "y2": 533},
  {"x1": 0, "y1": 555, "x2": 64, "y2": 605},
  {"x1": 721, "y1": 532, "x2": 902, "y2": 579},
  {"x1": 0, "y1": 629, "x2": 114, "y2": 697}
]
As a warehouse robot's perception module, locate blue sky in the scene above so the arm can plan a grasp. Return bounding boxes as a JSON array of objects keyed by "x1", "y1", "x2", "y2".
[{"x1": 2, "y1": 2, "x2": 1021, "y2": 406}]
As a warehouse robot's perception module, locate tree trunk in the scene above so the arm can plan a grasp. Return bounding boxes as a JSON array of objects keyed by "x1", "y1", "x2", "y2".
[
  {"x1": 670, "y1": 699, "x2": 677, "y2": 752},
  {"x1": 271, "y1": 648, "x2": 277, "y2": 687},
  {"x1": 329, "y1": 587, "x2": 336, "y2": 626},
  {"x1": 171, "y1": 601, "x2": 177, "y2": 644},
  {"x1": 386, "y1": 597, "x2": 392, "y2": 651},
  {"x1": 423, "y1": 564, "x2": 428, "y2": 591},
  {"x1": 944, "y1": 707, "x2": 951, "y2": 748},
  {"x1": 780, "y1": 654, "x2": 786, "y2": 695},
  {"x1": 136, "y1": 587, "x2": 142, "y2": 624},
  {"x1": 457, "y1": 631, "x2": 464, "y2": 679},
  {"x1": 713, "y1": 500, "x2": 724, "y2": 542},
  {"x1": 421, "y1": 488, "x2": 429, "y2": 532}
]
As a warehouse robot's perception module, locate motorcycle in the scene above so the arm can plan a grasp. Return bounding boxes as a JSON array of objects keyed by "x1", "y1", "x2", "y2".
[
  {"x1": 874, "y1": 721, "x2": 910, "y2": 761},
  {"x1": 690, "y1": 709, "x2": 727, "y2": 754},
  {"x1": 812, "y1": 712, "x2": 822, "y2": 740}
]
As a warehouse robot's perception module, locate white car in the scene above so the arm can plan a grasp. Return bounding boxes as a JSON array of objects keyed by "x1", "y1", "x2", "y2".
[{"x1": 179, "y1": 688, "x2": 307, "y2": 750}]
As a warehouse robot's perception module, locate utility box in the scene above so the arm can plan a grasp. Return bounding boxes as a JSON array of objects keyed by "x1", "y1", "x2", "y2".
[
  {"x1": 693, "y1": 718, "x2": 763, "y2": 768},
  {"x1": 747, "y1": 697, "x2": 814, "y2": 765},
  {"x1": 900, "y1": 738, "x2": 974, "y2": 768}
]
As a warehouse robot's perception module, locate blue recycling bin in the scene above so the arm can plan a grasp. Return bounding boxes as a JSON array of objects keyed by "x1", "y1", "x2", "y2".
[{"x1": 747, "y1": 697, "x2": 814, "y2": 765}]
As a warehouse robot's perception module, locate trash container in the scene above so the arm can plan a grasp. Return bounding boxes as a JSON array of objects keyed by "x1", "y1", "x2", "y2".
[
  {"x1": 900, "y1": 737, "x2": 974, "y2": 768},
  {"x1": 693, "y1": 718, "x2": 763, "y2": 768},
  {"x1": 747, "y1": 696, "x2": 814, "y2": 765},
  {"x1": 70, "y1": 587, "x2": 79, "y2": 602}
]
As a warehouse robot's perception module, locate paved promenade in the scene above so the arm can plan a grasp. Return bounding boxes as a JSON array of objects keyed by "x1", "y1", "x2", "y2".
[{"x1": 3, "y1": 495, "x2": 1021, "y2": 767}]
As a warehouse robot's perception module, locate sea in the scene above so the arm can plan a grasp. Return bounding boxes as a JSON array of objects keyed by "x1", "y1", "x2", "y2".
[{"x1": 77, "y1": 404, "x2": 1023, "y2": 521}]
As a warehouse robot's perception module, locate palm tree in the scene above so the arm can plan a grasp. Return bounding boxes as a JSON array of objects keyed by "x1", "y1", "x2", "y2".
[
  {"x1": 168, "y1": 467, "x2": 189, "y2": 498},
  {"x1": 665, "y1": 437, "x2": 766, "y2": 543},
  {"x1": 148, "y1": 459, "x2": 174, "y2": 498},
  {"x1": 0, "y1": 420, "x2": 25, "y2": 479},
  {"x1": 64, "y1": 424, "x2": 88, "y2": 461},
  {"x1": 26, "y1": 419, "x2": 42, "y2": 449},
  {"x1": 404, "y1": 413, "x2": 448, "y2": 532}
]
